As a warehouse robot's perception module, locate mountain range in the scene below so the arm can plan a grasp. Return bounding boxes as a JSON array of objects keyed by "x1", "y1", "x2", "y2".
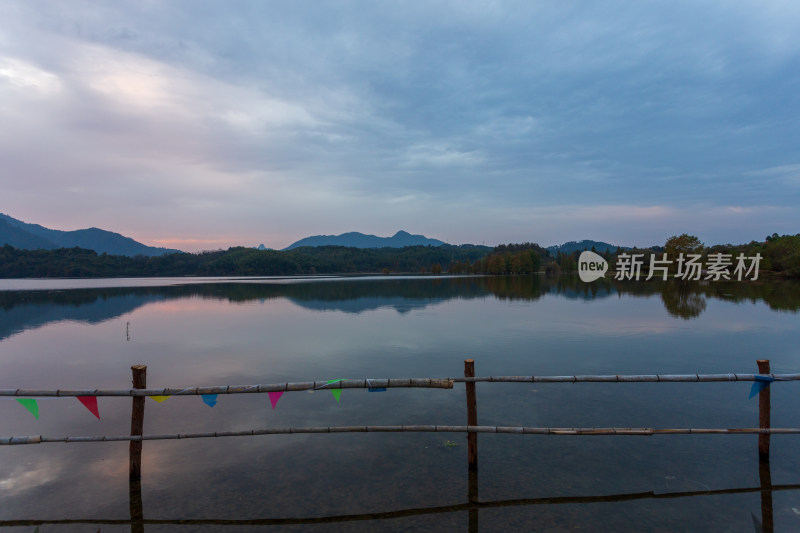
[
  {"x1": 2, "y1": 213, "x2": 630, "y2": 257},
  {"x1": 283, "y1": 230, "x2": 446, "y2": 250},
  {"x1": 0, "y1": 213, "x2": 181, "y2": 257}
]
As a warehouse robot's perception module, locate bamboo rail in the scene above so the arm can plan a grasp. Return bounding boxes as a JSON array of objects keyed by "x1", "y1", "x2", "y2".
[
  {"x1": 0, "y1": 378, "x2": 454, "y2": 397},
  {"x1": 4, "y1": 426, "x2": 800, "y2": 446},
  {"x1": 451, "y1": 373, "x2": 800, "y2": 383},
  {"x1": 2, "y1": 373, "x2": 798, "y2": 398}
]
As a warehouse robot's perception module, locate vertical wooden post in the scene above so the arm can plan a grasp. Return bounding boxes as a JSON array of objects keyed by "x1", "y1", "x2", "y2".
[
  {"x1": 757, "y1": 358, "x2": 774, "y2": 530},
  {"x1": 129, "y1": 478, "x2": 144, "y2": 533},
  {"x1": 465, "y1": 359, "x2": 478, "y2": 471},
  {"x1": 757, "y1": 359, "x2": 770, "y2": 461},
  {"x1": 130, "y1": 365, "x2": 147, "y2": 481},
  {"x1": 758, "y1": 455, "x2": 774, "y2": 533},
  {"x1": 468, "y1": 469, "x2": 479, "y2": 533}
]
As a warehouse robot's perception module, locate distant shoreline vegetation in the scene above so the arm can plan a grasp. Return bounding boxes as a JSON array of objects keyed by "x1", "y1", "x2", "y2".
[{"x1": 0, "y1": 234, "x2": 798, "y2": 279}]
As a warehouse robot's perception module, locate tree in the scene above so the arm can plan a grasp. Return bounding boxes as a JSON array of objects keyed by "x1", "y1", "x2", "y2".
[{"x1": 664, "y1": 234, "x2": 704, "y2": 257}]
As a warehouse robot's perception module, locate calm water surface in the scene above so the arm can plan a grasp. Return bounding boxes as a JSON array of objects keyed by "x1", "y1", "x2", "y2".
[{"x1": 1, "y1": 275, "x2": 800, "y2": 532}]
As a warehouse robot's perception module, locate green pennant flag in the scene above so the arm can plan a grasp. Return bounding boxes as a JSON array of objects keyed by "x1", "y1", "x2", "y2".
[
  {"x1": 17, "y1": 398, "x2": 39, "y2": 420},
  {"x1": 327, "y1": 379, "x2": 344, "y2": 403}
]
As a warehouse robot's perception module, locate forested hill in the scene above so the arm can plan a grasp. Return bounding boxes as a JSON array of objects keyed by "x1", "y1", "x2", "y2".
[
  {"x1": 547, "y1": 239, "x2": 625, "y2": 255},
  {"x1": 284, "y1": 230, "x2": 446, "y2": 249},
  {"x1": 0, "y1": 244, "x2": 491, "y2": 278}
]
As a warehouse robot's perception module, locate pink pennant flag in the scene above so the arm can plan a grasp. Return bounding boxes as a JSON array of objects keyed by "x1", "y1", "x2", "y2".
[
  {"x1": 77, "y1": 396, "x2": 100, "y2": 419},
  {"x1": 268, "y1": 391, "x2": 283, "y2": 409}
]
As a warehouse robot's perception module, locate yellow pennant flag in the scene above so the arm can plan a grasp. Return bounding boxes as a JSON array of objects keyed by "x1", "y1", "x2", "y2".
[{"x1": 150, "y1": 396, "x2": 171, "y2": 403}]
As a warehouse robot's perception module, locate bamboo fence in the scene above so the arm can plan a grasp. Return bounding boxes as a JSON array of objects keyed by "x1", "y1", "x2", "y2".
[
  {"x1": 2, "y1": 373, "x2": 799, "y2": 398},
  {"x1": 2, "y1": 360, "x2": 797, "y2": 459},
  {"x1": 2, "y1": 359, "x2": 795, "y2": 531}
]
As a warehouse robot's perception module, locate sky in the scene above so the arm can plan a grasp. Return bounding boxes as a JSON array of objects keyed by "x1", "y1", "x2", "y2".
[{"x1": 1, "y1": 1, "x2": 799, "y2": 252}]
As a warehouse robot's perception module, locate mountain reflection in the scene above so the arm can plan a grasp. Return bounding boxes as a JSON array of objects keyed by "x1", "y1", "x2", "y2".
[{"x1": 1, "y1": 276, "x2": 798, "y2": 340}]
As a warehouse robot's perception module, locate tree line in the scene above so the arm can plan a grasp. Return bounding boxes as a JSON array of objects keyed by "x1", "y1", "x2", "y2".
[
  {"x1": 0, "y1": 244, "x2": 490, "y2": 278},
  {"x1": 1, "y1": 233, "x2": 798, "y2": 278}
]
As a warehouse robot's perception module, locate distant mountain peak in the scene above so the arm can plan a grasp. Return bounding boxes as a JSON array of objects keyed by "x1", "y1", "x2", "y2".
[
  {"x1": 284, "y1": 230, "x2": 446, "y2": 250},
  {"x1": 0, "y1": 213, "x2": 182, "y2": 257}
]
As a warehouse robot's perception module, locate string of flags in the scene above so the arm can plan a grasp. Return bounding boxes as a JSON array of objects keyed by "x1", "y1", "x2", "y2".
[
  {"x1": 10, "y1": 375, "x2": 783, "y2": 420},
  {"x1": 15, "y1": 396, "x2": 100, "y2": 420},
  {"x1": 11, "y1": 378, "x2": 392, "y2": 419}
]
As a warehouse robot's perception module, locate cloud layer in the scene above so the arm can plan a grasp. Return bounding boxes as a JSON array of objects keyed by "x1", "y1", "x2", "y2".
[{"x1": 1, "y1": 1, "x2": 799, "y2": 250}]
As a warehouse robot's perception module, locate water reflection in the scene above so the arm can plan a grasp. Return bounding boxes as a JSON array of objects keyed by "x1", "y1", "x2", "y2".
[
  {"x1": 1, "y1": 448, "x2": 794, "y2": 532},
  {"x1": 660, "y1": 283, "x2": 708, "y2": 319},
  {"x1": 2, "y1": 275, "x2": 800, "y2": 531},
  {"x1": 2, "y1": 276, "x2": 799, "y2": 341}
]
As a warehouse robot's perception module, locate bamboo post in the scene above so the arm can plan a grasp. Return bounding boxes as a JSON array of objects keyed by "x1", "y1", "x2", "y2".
[
  {"x1": 130, "y1": 365, "x2": 147, "y2": 481},
  {"x1": 757, "y1": 359, "x2": 770, "y2": 461},
  {"x1": 465, "y1": 359, "x2": 478, "y2": 471}
]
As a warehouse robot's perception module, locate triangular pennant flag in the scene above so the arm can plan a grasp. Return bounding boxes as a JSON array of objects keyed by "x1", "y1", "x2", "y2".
[
  {"x1": 749, "y1": 381, "x2": 768, "y2": 399},
  {"x1": 77, "y1": 396, "x2": 100, "y2": 419},
  {"x1": 202, "y1": 394, "x2": 218, "y2": 407},
  {"x1": 749, "y1": 376, "x2": 775, "y2": 399},
  {"x1": 17, "y1": 398, "x2": 39, "y2": 419},
  {"x1": 268, "y1": 391, "x2": 284, "y2": 409},
  {"x1": 150, "y1": 395, "x2": 170, "y2": 403},
  {"x1": 327, "y1": 379, "x2": 344, "y2": 403}
]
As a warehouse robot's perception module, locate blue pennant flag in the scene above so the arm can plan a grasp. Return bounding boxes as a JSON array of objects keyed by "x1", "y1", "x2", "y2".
[
  {"x1": 749, "y1": 375, "x2": 775, "y2": 399},
  {"x1": 202, "y1": 394, "x2": 218, "y2": 407}
]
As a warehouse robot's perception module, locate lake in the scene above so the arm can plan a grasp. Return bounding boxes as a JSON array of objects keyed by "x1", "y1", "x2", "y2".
[{"x1": 1, "y1": 275, "x2": 800, "y2": 532}]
